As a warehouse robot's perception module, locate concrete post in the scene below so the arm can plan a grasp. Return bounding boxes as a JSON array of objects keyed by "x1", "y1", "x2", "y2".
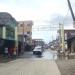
[
  {"x1": 3, "y1": 26, "x2": 6, "y2": 39},
  {"x1": 60, "y1": 23, "x2": 65, "y2": 55},
  {"x1": 15, "y1": 26, "x2": 18, "y2": 55}
]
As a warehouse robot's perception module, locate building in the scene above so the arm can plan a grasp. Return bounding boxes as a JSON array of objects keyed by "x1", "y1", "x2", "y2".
[
  {"x1": 58, "y1": 28, "x2": 75, "y2": 53},
  {"x1": 0, "y1": 12, "x2": 18, "y2": 54},
  {"x1": 18, "y1": 21, "x2": 33, "y2": 47},
  {"x1": 48, "y1": 39, "x2": 59, "y2": 50},
  {"x1": 32, "y1": 39, "x2": 45, "y2": 47},
  {"x1": 64, "y1": 28, "x2": 75, "y2": 53}
]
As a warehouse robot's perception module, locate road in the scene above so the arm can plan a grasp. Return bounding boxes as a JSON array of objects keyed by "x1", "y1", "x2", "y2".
[
  {"x1": 0, "y1": 50, "x2": 61, "y2": 75},
  {"x1": 42, "y1": 50, "x2": 57, "y2": 60},
  {"x1": 20, "y1": 49, "x2": 57, "y2": 60}
]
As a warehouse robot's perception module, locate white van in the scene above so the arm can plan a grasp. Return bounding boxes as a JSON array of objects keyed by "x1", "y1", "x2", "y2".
[{"x1": 33, "y1": 46, "x2": 42, "y2": 56}]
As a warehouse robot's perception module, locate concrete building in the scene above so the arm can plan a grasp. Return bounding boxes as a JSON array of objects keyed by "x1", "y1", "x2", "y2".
[
  {"x1": 0, "y1": 12, "x2": 18, "y2": 54},
  {"x1": 58, "y1": 28, "x2": 75, "y2": 53},
  {"x1": 64, "y1": 28, "x2": 75, "y2": 53},
  {"x1": 18, "y1": 21, "x2": 33, "y2": 45},
  {"x1": 32, "y1": 39, "x2": 45, "y2": 47}
]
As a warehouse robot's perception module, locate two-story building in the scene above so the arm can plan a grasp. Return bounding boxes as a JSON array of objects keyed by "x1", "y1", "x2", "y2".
[
  {"x1": 0, "y1": 12, "x2": 18, "y2": 54},
  {"x1": 17, "y1": 21, "x2": 33, "y2": 51}
]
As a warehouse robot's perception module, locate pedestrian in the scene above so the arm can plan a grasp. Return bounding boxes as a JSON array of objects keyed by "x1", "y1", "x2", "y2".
[
  {"x1": 13, "y1": 47, "x2": 17, "y2": 58},
  {"x1": 18, "y1": 43, "x2": 21, "y2": 56},
  {"x1": 4, "y1": 47, "x2": 8, "y2": 57},
  {"x1": 8, "y1": 47, "x2": 13, "y2": 58}
]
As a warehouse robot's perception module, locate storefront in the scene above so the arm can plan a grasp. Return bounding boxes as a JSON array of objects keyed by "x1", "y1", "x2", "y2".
[{"x1": 0, "y1": 12, "x2": 18, "y2": 55}]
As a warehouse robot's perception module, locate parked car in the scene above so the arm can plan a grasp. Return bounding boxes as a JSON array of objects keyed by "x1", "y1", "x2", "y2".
[{"x1": 33, "y1": 46, "x2": 43, "y2": 56}]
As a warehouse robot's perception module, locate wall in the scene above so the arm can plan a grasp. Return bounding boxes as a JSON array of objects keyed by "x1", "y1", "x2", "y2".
[{"x1": 18, "y1": 21, "x2": 33, "y2": 45}]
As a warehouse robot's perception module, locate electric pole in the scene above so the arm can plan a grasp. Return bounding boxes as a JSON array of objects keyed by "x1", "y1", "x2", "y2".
[
  {"x1": 59, "y1": 23, "x2": 65, "y2": 53},
  {"x1": 22, "y1": 22, "x2": 25, "y2": 54}
]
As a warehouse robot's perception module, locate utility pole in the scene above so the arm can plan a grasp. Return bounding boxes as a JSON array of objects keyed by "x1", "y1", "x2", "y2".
[
  {"x1": 22, "y1": 22, "x2": 25, "y2": 54},
  {"x1": 67, "y1": 0, "x2": 75, "y2": 27},
  {"x1": 59, "y1": 23, "x2": 61, "y2": 50},
  {"x1": 59, "y1": 23, "x2": 65, "y2": 53}
]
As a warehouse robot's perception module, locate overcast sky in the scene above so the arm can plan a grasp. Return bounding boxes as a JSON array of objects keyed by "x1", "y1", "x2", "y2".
[
  {"x1": 0, "y1": 0, "x2": 69, "y2": 20},
  {"x1": 0, "y1": 0, "x2": 75, "y2": 43}
]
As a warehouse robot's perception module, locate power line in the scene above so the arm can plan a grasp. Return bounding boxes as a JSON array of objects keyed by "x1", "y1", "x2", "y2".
[{"x1": 32, "y1": 24, "x2": 59, "y2": 31}]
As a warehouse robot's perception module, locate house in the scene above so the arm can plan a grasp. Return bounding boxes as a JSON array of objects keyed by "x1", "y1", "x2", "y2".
[{"x1": 32, "y1": 39, "x2": 45, "y2": 47}]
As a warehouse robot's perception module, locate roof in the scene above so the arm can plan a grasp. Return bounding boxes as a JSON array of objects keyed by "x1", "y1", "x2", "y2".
[
  {"x1": 57, "y1": 27, "x2": 75, "y2": 33},
  {"x1": 18, "y1": 21, "x2": 33, "y2": 26},
  {"x1": 0, "y1": 12, "x2": 17, "y2": 26},
  {"x1": 32, "y1": 39, "x2": 43, "y2": 41},
  {"x1": 64, "y1": 28, "x2": 75, "y2": 30}
]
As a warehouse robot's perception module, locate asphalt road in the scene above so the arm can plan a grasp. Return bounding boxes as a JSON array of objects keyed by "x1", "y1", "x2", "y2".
[
  {"x1": 20, "y1": 49, "x2": 57, "y2": 60},
  {"x1": 42, "y1": 50, "x2": 57, "y2": 60}
]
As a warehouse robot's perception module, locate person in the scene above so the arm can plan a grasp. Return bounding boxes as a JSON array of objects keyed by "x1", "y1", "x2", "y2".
[
  {"x1": 4, "y1": 47, "x2": 8, "y2": 57},
  {"x1": 8, "y1": 47, "x2": 13, "y2": 58},
  {"x1": 18, "y1": 43, "x2": 21, "y2": 56},
  {"x1": 13, "y1": 47, "x2": 17, "y2": 58}
]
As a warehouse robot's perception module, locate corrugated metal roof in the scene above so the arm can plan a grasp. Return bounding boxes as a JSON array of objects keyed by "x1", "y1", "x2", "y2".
[{"x1": 64, "y1": 28, "x2": 75, "y2": 30}]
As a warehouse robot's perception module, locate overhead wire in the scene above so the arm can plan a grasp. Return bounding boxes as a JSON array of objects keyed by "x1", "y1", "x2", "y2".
[{"x1": 32, "y1": 8, "x2": 72, "y2": 31}]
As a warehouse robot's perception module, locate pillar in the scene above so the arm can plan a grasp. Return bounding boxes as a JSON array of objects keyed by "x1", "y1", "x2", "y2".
[
  {"x1": 59, "y1": 23, "x2": 65, "y2": 52},
  {"x1": 3, "y1": 26, "x2": 6, "y2": 39},
  {"x1": 15, "y1": 26, "x2": 18, "y2": 55}
]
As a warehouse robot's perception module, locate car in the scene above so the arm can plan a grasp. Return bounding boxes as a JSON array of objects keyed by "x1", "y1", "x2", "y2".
[{"x1": 33, "y1": 46, "x2": 43, "y2": 56}]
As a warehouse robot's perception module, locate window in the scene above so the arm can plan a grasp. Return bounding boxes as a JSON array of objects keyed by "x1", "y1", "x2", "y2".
[
  {"x1": 20, "y1": 24, "x2": 23, "y2": 27},
  {"x1": 27, "y1": 31, "x2": 30, "y2": 34},
  {"x1": 27, "y1": 24, "x2": 30, "y2": 26}
]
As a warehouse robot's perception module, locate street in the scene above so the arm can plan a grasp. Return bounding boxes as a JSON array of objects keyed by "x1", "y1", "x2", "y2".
[
  {"x1": 19, "y1": 49, "x2": 57, "y2": 60},
  {"x1": 0, "y1": 50, "x2": 61, "y2": 75},
  {"x1": 0, "y1": 0, "x2": 75, "y2": 75},
  {"x1": 42, "y1": 50, "x2": 57, "y2": 60}
]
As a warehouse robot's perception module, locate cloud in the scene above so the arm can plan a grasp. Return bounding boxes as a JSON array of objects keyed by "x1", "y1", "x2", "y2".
[
  {"x1": 0, "y1": 0, "x2": 73, "y2": 42},
  {"x1": 0, "y1": 0, "x2": 69, "y2": 21}
]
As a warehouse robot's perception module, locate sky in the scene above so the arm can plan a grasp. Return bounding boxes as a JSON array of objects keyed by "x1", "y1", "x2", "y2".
[
  {"x1": 0, "y1": 0, "x2": 75, "y2": 43},
  {"x1": 0, "y1": 0, "x2": 68, "y2": 20}
]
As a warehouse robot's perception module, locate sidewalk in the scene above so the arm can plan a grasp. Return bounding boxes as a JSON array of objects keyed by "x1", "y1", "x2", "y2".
[
  {"x1": 0, "y1": 55, "x2": 18, "y2": 63},
  {"x1": 56, "y1": 59, "x2": 75, "y2": 75}
]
